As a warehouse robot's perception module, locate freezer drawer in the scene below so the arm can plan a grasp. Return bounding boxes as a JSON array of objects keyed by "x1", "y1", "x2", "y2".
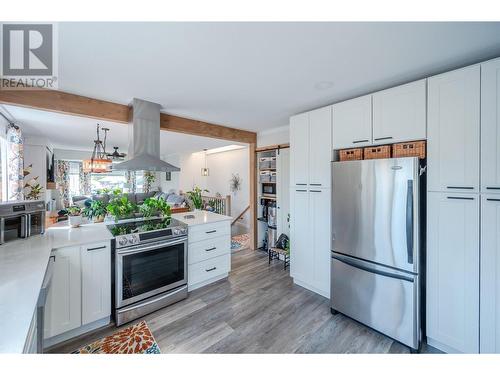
[{"x1": 331, "y1": 254, "x2": 420, "y2": 349}]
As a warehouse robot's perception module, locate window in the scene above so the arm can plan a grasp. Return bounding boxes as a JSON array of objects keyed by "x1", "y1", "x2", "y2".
[
  {"x1": 91, "y1": 171, "x2": 129, "y2": 193},
  {"x1": 68, "y1": 161, "x2": 81, "y2": 198}
]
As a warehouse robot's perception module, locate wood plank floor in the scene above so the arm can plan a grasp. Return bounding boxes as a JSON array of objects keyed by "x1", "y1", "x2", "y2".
[{"x1": 49, "y1": 248, "x2": 439, "y2": 354}]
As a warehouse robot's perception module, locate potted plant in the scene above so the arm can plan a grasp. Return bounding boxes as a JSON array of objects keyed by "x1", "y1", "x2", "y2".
[
  {"x1": 83, "y1": 200, "x2": 107, "y2": 223},
  {"x1": 106, "y1": 194, "x2": 136, "y2": 222},
  {"x1": 186, "y1": 186, "x2": 208, "y2": 211},
  {"x1": 67, "y1": 206, "x2": 83, "y2": 227},
  {"x1": 139, "y1": 197, "x2": 172, "y2": 219}
]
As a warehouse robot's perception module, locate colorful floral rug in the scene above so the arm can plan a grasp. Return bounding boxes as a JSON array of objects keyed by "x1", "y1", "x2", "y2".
[
  {"x1": 73, "y1": 320, "x2": 161, "y2": 354},
  {"x1": 231, "y1": 233, "x2": 250, "y2": 251}
]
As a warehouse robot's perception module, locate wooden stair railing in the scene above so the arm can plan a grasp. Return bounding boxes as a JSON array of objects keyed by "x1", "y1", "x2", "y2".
[{"x1": 232, "y1": 205, "x2": 250, "y2": 226}]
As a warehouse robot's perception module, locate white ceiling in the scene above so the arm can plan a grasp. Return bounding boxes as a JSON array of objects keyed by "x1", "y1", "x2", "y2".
[
  {"x1": 54, "y1": 22, "x2": 500, "y2": 131},
  {"x1": 2, "y1": 104, "x2": 240, "y2": 156}
]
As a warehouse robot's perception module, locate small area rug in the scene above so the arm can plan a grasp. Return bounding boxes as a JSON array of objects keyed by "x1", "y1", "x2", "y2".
[
  {"x1": 73, "y1": 320, "x2": 161, "y2": 354},
  {"x1": 231, "y1": 233, "x2": 250, "y2": 251}
]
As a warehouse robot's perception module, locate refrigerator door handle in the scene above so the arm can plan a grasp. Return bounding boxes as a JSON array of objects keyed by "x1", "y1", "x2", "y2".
[
  {"x1": 406, "y1": 179, "x2": 414, "y2": 265},
  {"x1": 331, "y1": 254, "x2": 415, "y2": 283}
]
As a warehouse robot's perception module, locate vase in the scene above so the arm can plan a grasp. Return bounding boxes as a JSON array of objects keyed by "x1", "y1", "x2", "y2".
[{"x1": 69, "y1": 215, "x2": 83, "y2": 228}]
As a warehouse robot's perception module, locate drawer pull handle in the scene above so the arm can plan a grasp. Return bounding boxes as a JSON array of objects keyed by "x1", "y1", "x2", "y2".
[
  {"x1": 352, "y1": 139, "x2": 369, "y2": 144},
  {"x1": 310, "y1": 190, "x2": 322, "y2": 193},
  {"x1": 487, "y1": 198, "x2": 500, "y2": 202},
  {"x1": 310, "y1": 183, "x2": 322, "y2": 186},
  {"x1": 205, "y1": 247, "x2": 217, "y2": 252},
  {"x1": 206, "y1": 230, "x2": 217, "y2": 234},
  {"x1": 447, "y1": 196, "x2": 474, "y2": 200},
  {"x1": 296, "y1": 189, "x2": 307, "y2": 192},
  {"x1": 447, "y1": 186, "x2": 474, "y2": 190},
  {"x1": 87, "y1": 245, "x2": 107, "y2": 251},
  {"x1": 374, "y1": 136, "x2": 393, "y2": 141},
  {"x1": 487, "y1": 187, "x2": 500, "y2": 190},
  {"x1": 296, "y1": 183, "x2": 307, "y2": 186},
  {"x1": 206, "y1": 267, "x2": 217, "y2": 272}
]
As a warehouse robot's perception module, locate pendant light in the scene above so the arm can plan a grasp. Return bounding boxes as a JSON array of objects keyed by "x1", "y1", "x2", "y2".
[
  {"x1": 82, "y1": 124, "x2": 112, "y2": 173},
  {"x1": 201, "y1": 148, "x2": 209, "y2": 176}
]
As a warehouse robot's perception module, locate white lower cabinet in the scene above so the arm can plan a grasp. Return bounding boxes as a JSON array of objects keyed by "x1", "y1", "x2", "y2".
[
  {"x1": 44, "y1": 246, "x2": 82, "y2": 339},
  {"x1": 44, "y1": 242, "x2": 111, "y2": 342},
  {"x1": 187, "y1": 221, "x2": 231, "y2": 291},
  {"x1": 290, "y1": 188, "x2": 331, "y2": 298},
  {"x1": 480, "y1": 195, "x2": 500, "y2": 353},
  {"x1": 81, "y1": 243, "x2": 111, "y2": 325},
  {"x1": 426, "y1": 192, "x2": 479, "y2": 353}
]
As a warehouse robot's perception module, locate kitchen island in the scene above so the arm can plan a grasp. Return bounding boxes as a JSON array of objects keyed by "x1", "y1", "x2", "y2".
[{"x1": 0, "y1": 211, "x2": 232, "y2": 353}]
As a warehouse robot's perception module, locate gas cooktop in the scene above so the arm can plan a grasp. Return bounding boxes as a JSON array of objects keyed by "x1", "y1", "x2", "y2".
[{"x1": 107, "y1": 217, "x2": 188, "y2": 248}]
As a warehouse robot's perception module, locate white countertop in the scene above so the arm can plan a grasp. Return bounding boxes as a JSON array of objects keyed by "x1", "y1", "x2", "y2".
[
  {"x1": 0, "y1": 222, "x2": 112, "y2": 353},
  {"x1": 172, "y1": 210, "x2": 233, "y2": 226}
]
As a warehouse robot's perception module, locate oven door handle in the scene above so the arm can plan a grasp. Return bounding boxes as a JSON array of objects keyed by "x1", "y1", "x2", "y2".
[{"x1": 117, "y1": 237, "x2": 187, "y2": 255}]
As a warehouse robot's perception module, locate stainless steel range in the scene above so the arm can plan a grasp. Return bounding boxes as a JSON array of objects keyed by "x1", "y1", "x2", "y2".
[{"x1": 108, "y1": 217, "x2": 188, "y2": 326}]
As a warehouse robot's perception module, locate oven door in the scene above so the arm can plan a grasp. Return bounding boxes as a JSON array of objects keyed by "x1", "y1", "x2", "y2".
[{"x1": 115, "y1": 237, "x2": 187, "y2": 308}]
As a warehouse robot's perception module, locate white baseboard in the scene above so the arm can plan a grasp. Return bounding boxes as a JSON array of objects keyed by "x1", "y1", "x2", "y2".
[
  {"x1": 188, "y1": 273, "x2": 228, "y2": 292},
  {"x1": 293, "y1": 278, "x2": 330, "y2": 299}
]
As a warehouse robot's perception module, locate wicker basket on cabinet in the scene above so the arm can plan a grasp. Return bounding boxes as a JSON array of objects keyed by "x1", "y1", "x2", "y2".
[
  {"x1": 364, "y1": 145, "x2": 391, "y2": 159},
  {"x1": 392, "y1": 140, "x2": 426, "y2": 159},
  {"x1": 339, "y1": 148, "x2": 363, "y2": 161}
]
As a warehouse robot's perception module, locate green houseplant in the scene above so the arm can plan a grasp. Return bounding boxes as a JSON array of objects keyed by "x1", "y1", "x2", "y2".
[
  {"x1": 139, "y1": 197, "x2": 172, "y2": 218},
  {"x1": 106, "y1": 194, "x2": 136, "y2": 222},
  {"x1": 67, "y1": 206, "x2": 83, "y2": 227},
  {"x1": 186, "y1": 186, "x2": 208, "y2": 210},
  {"x1": 83, "y1": 200, "x2": 107, "y2": 223}
]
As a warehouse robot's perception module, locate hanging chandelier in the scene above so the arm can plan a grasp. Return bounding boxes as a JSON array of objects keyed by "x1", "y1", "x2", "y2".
[
  {"x1": 201, "y1": 148, "x2": 209, "y2": 176},
  {"x1": 82, "y1": 124, "x2": 112, "y2": 173}
]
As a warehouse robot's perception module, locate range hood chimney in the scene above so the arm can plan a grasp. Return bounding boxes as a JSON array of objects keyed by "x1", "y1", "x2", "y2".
[{"x1": 114, "y1": 98, "x2": 180, "y2": 172}]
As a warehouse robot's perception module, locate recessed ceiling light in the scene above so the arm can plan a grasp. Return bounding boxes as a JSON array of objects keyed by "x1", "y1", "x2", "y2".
[{"x1": 314, "y1": 81, "x2": 335, "y2": 90}]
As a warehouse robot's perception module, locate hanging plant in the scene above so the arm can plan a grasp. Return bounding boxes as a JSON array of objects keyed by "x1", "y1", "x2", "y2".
[{"x1": 229, "y1": 173, "x2": 242, "y2": 193}]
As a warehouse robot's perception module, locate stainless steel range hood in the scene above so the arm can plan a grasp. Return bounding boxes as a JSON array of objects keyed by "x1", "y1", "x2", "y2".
[{"x1": 114, "y1": 98, "x2": 180, "y2": 172}]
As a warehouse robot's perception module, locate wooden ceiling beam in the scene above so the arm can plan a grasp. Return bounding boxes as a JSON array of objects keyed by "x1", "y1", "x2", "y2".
[
  {"x1": 160, "y1": 113, "x2": 256, "y2": 144},
  {"x1": 0, "y1": 89, "x2": 257, "y2": 144},
  {"x1": 0, "y1": 89, "x2": 130, "y2": 123}
]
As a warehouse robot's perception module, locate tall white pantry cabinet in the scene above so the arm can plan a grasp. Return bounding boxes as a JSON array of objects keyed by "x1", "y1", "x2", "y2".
[
  {"x1": 289, "y1": 105, "x2": 332, "y2": 298},
  {"x1": 426, "y1": 58, "x2": 500, "y2": 353}
]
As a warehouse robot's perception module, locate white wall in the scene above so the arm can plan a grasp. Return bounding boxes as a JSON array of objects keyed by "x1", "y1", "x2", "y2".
[
  {"x1": 257, "y1": 125, "x2": 289, "y2": 147},
  {"x1": 171, "y1": 147, "x2": 250, "y2": 230},
  {"x1": 159, "y1": 154, "x2": 181, "y2": 192}
]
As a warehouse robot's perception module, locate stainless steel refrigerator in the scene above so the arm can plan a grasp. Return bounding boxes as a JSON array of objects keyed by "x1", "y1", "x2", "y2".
[{"x1": 331, "y1": 157, "x2": 422, "y2": 351}]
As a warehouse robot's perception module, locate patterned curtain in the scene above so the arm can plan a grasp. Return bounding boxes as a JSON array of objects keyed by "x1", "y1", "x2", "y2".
[
  {"x1": 56, "y1": 160, "x2": 70, "y2": 208},
  {"x1": 6, "y1": 123, "x2": 24, "y2": 201},
  {"x1": 126, "y1": 171, "x2": 136, "y2": 193},
  {"x1": 78, "y1": 162, "x2": 92, "y2": 195}
]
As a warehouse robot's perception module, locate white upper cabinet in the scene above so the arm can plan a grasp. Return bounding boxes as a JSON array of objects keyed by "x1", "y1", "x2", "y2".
[
  {"x1": 332, "y1": 95, "x2": 372, "y2": 150},
  {"x1": 481, "y1": 58, "x2": 500, "y2": 193},
  {"x1": 290, "y1": 106, "x2": 332, "y2": 187},
  {"x1": 427, "y1": 65, "x2": 480, "y2": 193},
  {"x1": 480, "y1": 195, "x2": 500, "y2": 353},
  {"x1": 290, "y1": 112, "x2": 309, "y2": 186},
  {"x1": 308, "y1": 106, "x2": 332, "y2": 188},
  {"x1": 372, "y1": 79, "x2": 427, "y2": 144},
  {"x1": 426, "y1": 192, "x2": 480, "y2": 353}
]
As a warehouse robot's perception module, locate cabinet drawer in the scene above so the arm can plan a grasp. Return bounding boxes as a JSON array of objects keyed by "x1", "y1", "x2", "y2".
[
  {"x1": 188, "y1": 221, "x2": 230, "y2": 244},
  {"x1": 188, "y1": 235, "x2": 230, "y2": 265},
  {"x1": 188, "y1": 254, "x2": 230, "y2": 285}
]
